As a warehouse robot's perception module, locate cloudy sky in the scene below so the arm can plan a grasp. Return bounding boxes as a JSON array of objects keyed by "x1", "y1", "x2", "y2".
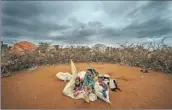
[{"x1": 1, "y1": 1, "x2": 172, "y2": 46}]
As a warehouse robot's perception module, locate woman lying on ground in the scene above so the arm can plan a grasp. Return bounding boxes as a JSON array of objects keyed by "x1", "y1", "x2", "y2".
[
  {"x1": 82, "y1": 67, "x2": 97, "y2": 102},
  {"x1": 74, "y1": 77, "x2": 84, "y2": 97},
  {"x1": 83, "y1": 67, "x2": 97, "y2": 90}
]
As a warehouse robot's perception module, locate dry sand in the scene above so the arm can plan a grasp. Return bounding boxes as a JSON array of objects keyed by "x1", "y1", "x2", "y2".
[{"x1": 1, "y1": 63, "x2": 172, "y2": 109}]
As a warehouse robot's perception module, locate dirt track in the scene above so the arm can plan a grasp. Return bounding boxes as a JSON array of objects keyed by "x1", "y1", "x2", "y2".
[{"x1": 1, "y1": 63, "x2": 172, "y2": 109}]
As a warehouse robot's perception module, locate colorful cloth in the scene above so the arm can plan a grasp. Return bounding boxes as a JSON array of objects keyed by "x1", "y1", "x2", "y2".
[
  {"x1": 83, "y1": 73, "x2": 95, "y2": 89},
  {"x1": 98, "y1": 79, "x2": 108, "y2": 98},
  {"x1": 74, "y1": 81, "x2": 84, "y2": 97},
  {"x1": 74, "y1": 87, "x2": 84, "y2": 97},
  {"x1": 102, "y1": 90, "x2": 107, "y2": 98},
  {"x1": 99, "y1": 81, "x2": 108, "y2": 90}
]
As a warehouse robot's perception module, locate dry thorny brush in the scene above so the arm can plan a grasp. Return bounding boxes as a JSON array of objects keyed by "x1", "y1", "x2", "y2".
[{"x1": 1, "y1": 42, "x2": 172, "y2": 76}]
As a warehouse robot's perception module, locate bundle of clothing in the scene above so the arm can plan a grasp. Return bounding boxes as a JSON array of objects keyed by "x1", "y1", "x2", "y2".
[{"x1": 57, "y1": 66, "x2": 121, "y2": 103}]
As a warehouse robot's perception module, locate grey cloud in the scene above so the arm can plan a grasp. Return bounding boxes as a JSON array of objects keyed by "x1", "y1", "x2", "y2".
[
  {"x1": 2, "y1": 2, "x2": 42, "y2": 19},
  {"x1": 102, "y1": 1, "x2": 139, "y2": 17},
  {"x1": 127, "y1": 1, "x2": 170, "y2": 21},
  {"x1": 121, "y1": 18, "x2": 172, "y2": 38},
  {"x1": 2, "y1": 1, "x2": 73, "y2": 40},
  {"x1": 2, "y1": 1, "x2": 77, "y2": 19},
  {"x1": 3, "y1": 31, "x2": 21, "y2": 38},
  {"x1": 101, "y1": 1, "x2": 172, "y2": 41},
  {"x1": 123, "y1": 1, "x2": 172, "y2": 39},
  {"x1": 2, "y1": 1, "x2": 172, "y2": 46}
]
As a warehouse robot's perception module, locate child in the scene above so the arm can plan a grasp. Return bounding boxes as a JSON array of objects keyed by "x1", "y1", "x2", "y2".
[
  {"x1": 97, "y1": 74, "x2": 108, "y2": 98},
  {"x1": 74, "y1": 77, "x2": 83, "y2": 97}
]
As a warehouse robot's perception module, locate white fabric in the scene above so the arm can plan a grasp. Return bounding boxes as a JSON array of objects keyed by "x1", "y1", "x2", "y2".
[
  {"x1": 62, "y1": 60, "x2": 97, "y2": 101},
  {"x1": 104, "y1": 79, "x2": 110, "y2": 85},
  {"x1": 95, "y1": 81, "x2": 111, "y2": 103},
  {"x1": 95, "y1": 82, "x2": 104, "y2": 92},
  {"x1": 56, "y1": 72, "x2": 72, "y2": 81},
  {"x1": 104, "y1": 74, "x2": 110, "y2": 78},
  {"x1": 89, "y1": 93, "x2": 97, "y2": 101},
  {"x1": 77, "y1": 71, "x2": 86, "y2": 80},
  {"x1": 110, "y1": 79, "x2": 117, "y2": 89},
  {"x1": 56, "y1": 71, "x2": 86, "y2": 81},
  {"x1": 62, "y1": 59, "x2": 78, "y2": 99}
]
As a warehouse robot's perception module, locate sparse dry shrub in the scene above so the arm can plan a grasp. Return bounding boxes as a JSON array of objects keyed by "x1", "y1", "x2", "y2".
[{"x1": 1, "y1": 41, "x2": 172, "y2": 75}]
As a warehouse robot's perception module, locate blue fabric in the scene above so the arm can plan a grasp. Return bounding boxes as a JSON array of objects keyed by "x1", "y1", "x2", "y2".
[
  {"x1": 83, "y1": 73, "x2": 95, "y2": 88},
  {"x1": 102, "y1": 90, "x2": 107, "y2": 98}
]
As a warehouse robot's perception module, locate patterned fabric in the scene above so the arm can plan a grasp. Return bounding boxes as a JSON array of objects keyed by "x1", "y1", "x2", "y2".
[
  {"x1": 98, "y1": 79, "x2": 108, "y2": 98},
  {"x1": 99, "y1": 80, "x2": 108, "y2": 90},
  {"x1": 83, "y1": 73, "x2": 95, "y2": 88},
  {"x1": 74, "y1": 83, "x2": 82, "y2": 90},
  {"x1": 74, "y1": 77, "x2": 83, "y2": 91},
  {"x1": 74, "y1": 80, "x2": 83, "y2": 97},
  {"x1": 74, "y1": 87, "x2": 84, "y2": 97},
  {"x1": 102, "y1": 90, "x2": 107, "y2": 98}
]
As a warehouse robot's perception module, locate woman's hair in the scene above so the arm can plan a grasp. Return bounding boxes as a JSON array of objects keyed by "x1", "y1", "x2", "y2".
[{"x1": 87, "y1": 68, "x2": 98, "y2": 76}]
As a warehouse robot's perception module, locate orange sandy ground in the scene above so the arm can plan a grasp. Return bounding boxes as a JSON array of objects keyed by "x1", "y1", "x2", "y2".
[{"x1": 1, "y1": 63, "x2": 172, "y2": 109}]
